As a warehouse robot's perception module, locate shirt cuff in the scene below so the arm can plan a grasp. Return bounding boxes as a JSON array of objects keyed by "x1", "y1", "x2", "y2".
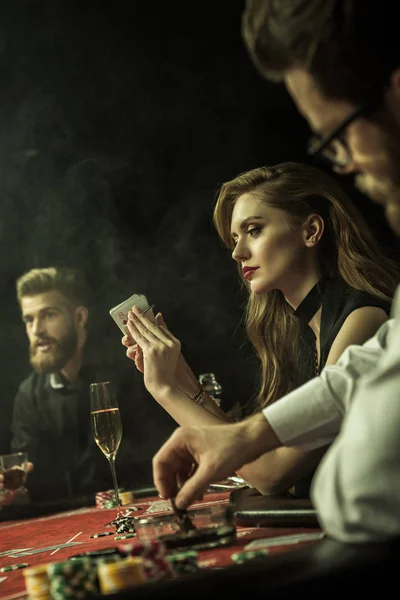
[{"x1": 262, "y1": 375, "x2": 343, "y2": 450}]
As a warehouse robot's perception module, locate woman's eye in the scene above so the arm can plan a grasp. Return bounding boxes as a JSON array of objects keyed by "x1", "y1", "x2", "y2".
[{"x1": 247, "y1": 227, "x2": 261, "y2": 237}]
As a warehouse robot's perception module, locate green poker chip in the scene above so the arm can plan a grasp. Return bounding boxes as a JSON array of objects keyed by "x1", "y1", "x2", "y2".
[
  {"x1": 69, "y1": 548, "x2": 122, "y2": 561},
  {"x1": 48, "y1": 557, "x2": 91, "y2": 574},
  {"x1": 231, "y1": 549, "x2": 269, "y2": 564},
  {"x1": 47, "y1": 558, "x2": 100, "y2": 599},
  {"x1": 167, "y1": 550, "x2": 198, "y2": 561},
  {"x1": 167, "y1": 550, "x2": 199, "y2": 574}
]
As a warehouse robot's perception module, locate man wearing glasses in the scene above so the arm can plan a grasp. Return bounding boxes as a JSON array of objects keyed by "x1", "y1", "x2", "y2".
[
  {"x1": 150, "y1": 0, "x2": 400, "y2": 548},
  {"x1": 307, "y1": 100, "x2": 381, "y2": 174}
]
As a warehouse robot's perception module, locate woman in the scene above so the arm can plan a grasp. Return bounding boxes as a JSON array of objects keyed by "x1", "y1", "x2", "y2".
[{"x1": 123, "y1": 162, "x2": 398, "y2": 497}]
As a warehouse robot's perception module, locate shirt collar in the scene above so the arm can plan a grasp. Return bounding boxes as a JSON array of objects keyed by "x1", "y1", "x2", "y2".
[
  {"x1": 46, "y1": 362, "x2": 96, "y2": 391},
  {"x1": 49, "y1": 372, "x2": 70, "y2": 390}
]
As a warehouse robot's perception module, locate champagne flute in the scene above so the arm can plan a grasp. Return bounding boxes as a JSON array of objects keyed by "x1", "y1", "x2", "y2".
[{"x1": 90, "y1": 381, "x2": 123, "y2": 518}]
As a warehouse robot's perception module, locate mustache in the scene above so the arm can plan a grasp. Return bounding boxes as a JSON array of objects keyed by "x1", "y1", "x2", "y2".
[{"x1": 31, "y1": 337, "x2": 57, "y2": 349}]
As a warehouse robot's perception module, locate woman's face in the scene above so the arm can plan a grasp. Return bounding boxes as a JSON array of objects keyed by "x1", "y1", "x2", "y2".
[{"x1": 230, "y1": 192, "x2": 308, "y2": 295}]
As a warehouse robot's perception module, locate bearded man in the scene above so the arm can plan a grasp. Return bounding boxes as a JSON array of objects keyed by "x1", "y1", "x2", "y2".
[{"x1": 10, "y1": 267, "x2": 119, "y2": 503}]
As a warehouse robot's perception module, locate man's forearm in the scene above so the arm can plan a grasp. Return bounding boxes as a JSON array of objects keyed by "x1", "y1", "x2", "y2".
[
  {"x1": 236, "y1": 412, "x2": 282, "y2": 466},
  {"x1": 261, "y1": 324, "x2": 391, "y2": 451}
]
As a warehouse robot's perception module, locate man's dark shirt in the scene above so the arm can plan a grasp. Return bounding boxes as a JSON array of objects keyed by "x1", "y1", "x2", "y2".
[{"x1": 10, "y1": 363, "x2": 176, "y2": 504}]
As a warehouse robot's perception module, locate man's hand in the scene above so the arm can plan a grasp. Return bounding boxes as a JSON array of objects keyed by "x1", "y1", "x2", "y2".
[
  {"x1": 0, "y1": 461, "x2": 34, "y2": 507},
  {"x1": 0, "y1": 474, "x2": 13, "y2": 506},
  {"x1": 153, "y1": 413, "x2": 280, "y2": 509}
]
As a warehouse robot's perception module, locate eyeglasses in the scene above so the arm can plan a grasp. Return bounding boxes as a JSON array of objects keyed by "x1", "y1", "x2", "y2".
[{"x1": 307, "y1": 98, "x2": 381, "y2": 170}]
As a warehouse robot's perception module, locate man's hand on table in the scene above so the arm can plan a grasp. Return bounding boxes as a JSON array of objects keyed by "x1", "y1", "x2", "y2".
[
  {"x1": 153, "y1": 413, "x2": 281, "y2": 509},
  {"x1": 0, "y1": 461, "x2": 34, "y2": 506}
]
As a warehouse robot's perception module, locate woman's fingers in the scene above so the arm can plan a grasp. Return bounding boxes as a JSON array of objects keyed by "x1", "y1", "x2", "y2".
[
  {"x1": 156, "y1": 312, "x2": 166, "y2": 327},
  {"x1": 122, "y1": 324, "x2": 135, "y2": 345},
  {"x1": 154, "y1": 312, "x2": 181, "y2": 345},
  {"x1": 134, "y1": 346, "x2": 144, "y2": 373},
  {"x1": 122, "y1": 335, "x2": 134, "y2": 347},
  {"x1": 129, "y1": 307, "x2": 181, "y2": 349},
  {"x1": 126, "y1": 318, "x2": 146, "y2": 348},
  {"x1": 122, "y1": 324, "x2": 135, "y2": 348},
  {"x1": 126, "y1": 344, "x2": 144, "y2": 372},
  {"x1": 126, "y1": 343, "x2": 137, "y2": 359},
  {"x1": 128, "y1": 308, "x2": 171, "y2": 345},
  {"x1": 126, "y1": 343, "x2": 139, "y2": 358}
]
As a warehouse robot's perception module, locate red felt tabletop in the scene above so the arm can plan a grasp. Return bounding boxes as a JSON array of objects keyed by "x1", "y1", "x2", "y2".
[{"x1": 0, "y1": 491, "x2": 323, "y2": 599}]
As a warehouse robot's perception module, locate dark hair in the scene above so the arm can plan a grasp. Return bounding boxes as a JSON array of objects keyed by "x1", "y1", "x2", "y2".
[
  {"x1": 16, "y1": 266, "x2": 89, "y2": 307},
  {"x1": 242, "y1": 0, "x2": 400, "y2": 104}
]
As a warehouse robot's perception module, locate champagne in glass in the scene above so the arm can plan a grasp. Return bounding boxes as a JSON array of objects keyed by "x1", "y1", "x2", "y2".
[{"x1": 90, "y1": 381, "x2": 123, "y2": 517}]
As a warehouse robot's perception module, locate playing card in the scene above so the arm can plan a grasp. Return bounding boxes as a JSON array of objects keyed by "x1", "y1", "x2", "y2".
[
  {"x1": 109, "y1": 293, "x2": 155, "y2": 333},
  {"x1": 244, "y1": 532, "x2": 325, "y2": 550},
  {"x1": 10, "y1": 541, "x2": 83, "y2": 557}
]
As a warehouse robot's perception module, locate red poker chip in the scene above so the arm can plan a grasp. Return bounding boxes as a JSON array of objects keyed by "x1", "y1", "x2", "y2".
[
  {"x1": 96, "y1": 490, "x2": 115, "y2": 508},
  {"x1": 143, "y1": 557, "x2": 174, "y2": 580}
]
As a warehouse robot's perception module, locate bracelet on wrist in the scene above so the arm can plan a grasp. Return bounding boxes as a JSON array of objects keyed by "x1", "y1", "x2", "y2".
[{"x1": 190, "y1": 385, "x2": 206, "y2": 406}]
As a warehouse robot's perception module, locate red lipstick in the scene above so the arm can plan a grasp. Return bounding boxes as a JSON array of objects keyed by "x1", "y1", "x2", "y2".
[{"x1": 242, "y1": 267, "x2": 259, "y2": 280}]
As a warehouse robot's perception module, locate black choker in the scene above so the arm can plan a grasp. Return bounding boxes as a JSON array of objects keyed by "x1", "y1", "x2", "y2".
[{"x1": 293, "y1": 281, "x2": 322, "y2": 324}]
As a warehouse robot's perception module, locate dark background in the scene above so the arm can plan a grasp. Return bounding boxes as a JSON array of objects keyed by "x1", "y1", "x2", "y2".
[{"x1": 1, "y1": 1, "x2": 399, "y2": 481}]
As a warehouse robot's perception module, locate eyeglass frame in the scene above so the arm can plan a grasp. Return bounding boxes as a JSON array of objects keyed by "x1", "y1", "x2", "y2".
[{"x1": 307, "y1": 96, "x2": 382, "y2": 168}]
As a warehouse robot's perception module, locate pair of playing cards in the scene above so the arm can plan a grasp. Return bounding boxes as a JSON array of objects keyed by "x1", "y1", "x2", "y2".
[{"x1": 109, "y1": 293, "x2": 155, "y2": 334}]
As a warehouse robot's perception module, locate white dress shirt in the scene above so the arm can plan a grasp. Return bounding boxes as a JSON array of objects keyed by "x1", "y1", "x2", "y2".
[{"x1": 263, "y1": 285, "x2": 400, "y2": 542}]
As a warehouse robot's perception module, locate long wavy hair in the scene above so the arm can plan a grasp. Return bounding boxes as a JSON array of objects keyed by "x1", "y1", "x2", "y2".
[{"x1": 213, "y1": 162, "x2": 399, "y2": 410}]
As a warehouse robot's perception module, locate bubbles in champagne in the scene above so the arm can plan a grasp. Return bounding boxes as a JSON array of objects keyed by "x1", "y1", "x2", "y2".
[{"x1": 91, "y1": 408, "x2": 123, "y2": 458}]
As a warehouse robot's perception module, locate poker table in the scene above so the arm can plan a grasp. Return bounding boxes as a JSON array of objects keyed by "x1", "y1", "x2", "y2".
[{"x1": 0, "y1": 487, "x2": 326, "y2": 599}]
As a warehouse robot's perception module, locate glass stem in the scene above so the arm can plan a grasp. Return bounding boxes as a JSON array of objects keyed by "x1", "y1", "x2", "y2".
[{"x1": 108, "y1": 454, "x2": 122, "y2": 517}]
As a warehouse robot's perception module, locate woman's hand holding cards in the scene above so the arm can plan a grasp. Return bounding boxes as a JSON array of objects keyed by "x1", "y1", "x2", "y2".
[
  {"x1": 123, "y1": 312, "x2": 203, "y2": 399},
  {"x1": 122, "y1": 312, "x2": 165, "y2": 373},
  {"x1": 126, "y1": 305, "x2": 181, "y2": 396}
]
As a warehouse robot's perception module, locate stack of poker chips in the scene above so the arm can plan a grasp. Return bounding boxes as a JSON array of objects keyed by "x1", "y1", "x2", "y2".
[
  {"x1": 230, "y1": 549, "x2": 269, "y2": 564},
  {"x1": 166, "y1": 550, "x2": 200, "y2": 576},
  {"x1": 23, "y1": 564, "x2": 51, "y2": 600},
  {"x1": 118, "y1": 539, "x2": 174, "y2": 581},
  {"x1": 47, "y1": 557, "x2": 100, "y2": 599},
  {"x1": 69, "y1": 548, "x2": 125, "y2": 565},
  {"x1": 114, "y1": 516, "x2": 135, "y2": 535},
  {"x1": 118, "y1": 490, "x2": 135, "y2": 506},
  {"x1": 97, "y1": 556, "x2": 147, "y2": 594},
  {"x1": 95, "y1": 488, "x2": 126, "y2": 509}
]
